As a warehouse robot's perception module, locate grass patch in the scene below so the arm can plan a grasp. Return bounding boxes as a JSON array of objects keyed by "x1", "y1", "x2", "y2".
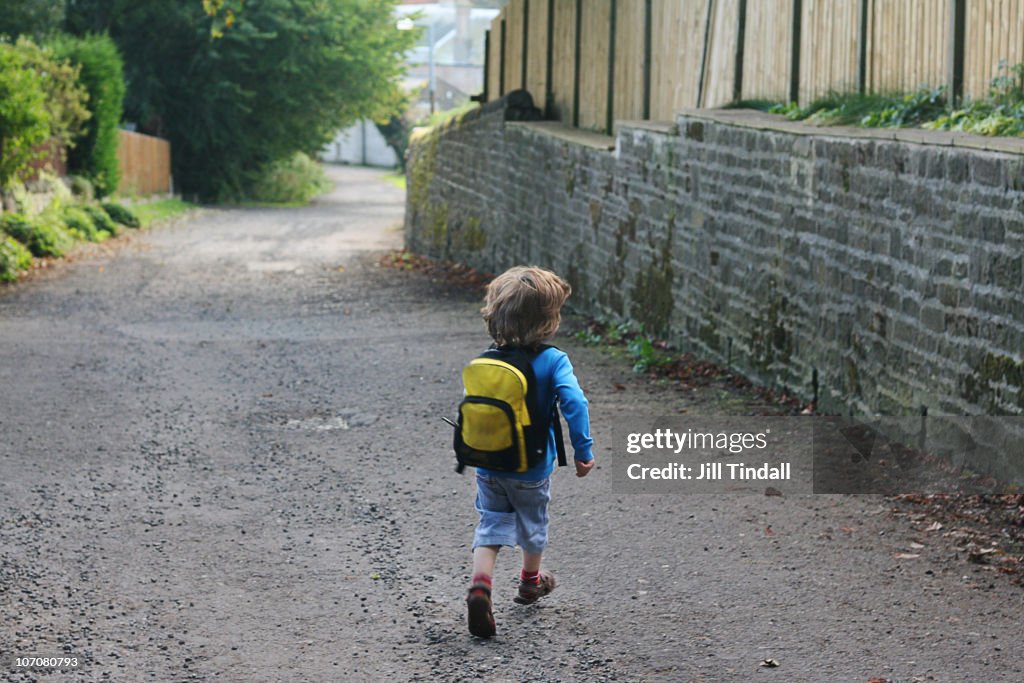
[
  {"x1": 132, "y1": 198, "x2": 196, "y2": 228},
  {"x1": 248, "y1": 152, "x2": 333, "y2": 205},
  {"x1": 755, "y1": 61, "x2": 1024, "y2": 137},
  {"x1": 233, "y1": 199, "x2": 309, "y2": 209},
  {"x1": 382, "y1": 172, "x2": 406, "y2": 190},
  {"x1": 769, "y1": 88, "x2": 946, "y2": 128},
  {"x1": 423, "y1": 101, "x2": 478, "y2": 130}
]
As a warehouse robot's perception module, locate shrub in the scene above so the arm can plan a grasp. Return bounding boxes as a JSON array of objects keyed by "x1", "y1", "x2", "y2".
[
  {"x1": 50, "y1": 34, "x2": 125, "y2": 197},
  {"x1": 101, "y1": 201, "x2": 140, "y2": 228},
  {"x1": 15, "y1": 37, "x2": 90, "y2": 153},
  {"x1": 0, "y1": 233, "x2": 33, "y2": 282},
  {"x1": 248, "y1": 152, "x2": 332, "y2": 204},
  {"x1": 62, "y1": 206, "x2": 104, "y2": 241},
  {"x1": 83, "y1": 205, "x2": 118, "y2": 235},
  {"x1": 0, "y1": 212, "x2": 74, "y2": 257},
  {"x1": 0, "y1": 42, "x2": 50, "y2": 187},
  {"x1": 67, "y1": 174, "x2": 95, "y2": 201}
]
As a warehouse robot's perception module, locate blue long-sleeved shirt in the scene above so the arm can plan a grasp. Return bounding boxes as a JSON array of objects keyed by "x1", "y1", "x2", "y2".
[{"x1": 478, "y1": 346, "x2": 593, "y2": 481}]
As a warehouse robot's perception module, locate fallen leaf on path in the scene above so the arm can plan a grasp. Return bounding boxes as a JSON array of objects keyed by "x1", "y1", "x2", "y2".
[
  {"x1": 613, "y1": 383, "x2": 626, "y2": 391},
  {"x1": 894, "y1": 553, "x2": 920, "y2": 559},
  {"x1": 908, "y1": 542, "x2": 925, "y2": 549},
  {"x1": 968, "y1": 547, "x2": 999, "y2": 564},
  {"x1": 926, "y1": 521, "x2": 944, "y2": 532},
  {"x1": 765, "y1": 487, "x2": 783, "y2": 497}
]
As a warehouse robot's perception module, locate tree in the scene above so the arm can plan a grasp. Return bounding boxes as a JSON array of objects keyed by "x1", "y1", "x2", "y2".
[
  {"x1": 0, "y1": 1, "x2": 65, "y2": 41},
  {"x1": 16, "y1": 37, "x2": 90, "y2": 160},
  {"x1": 50, "y1": 34, "x2": 126, "y2": 197},
  {"x1": 66, "y1": 0, "x2": 416, "y2": 201},
  {"x1": 0, "y1": 43, "x2": 50, "y2": 188}
]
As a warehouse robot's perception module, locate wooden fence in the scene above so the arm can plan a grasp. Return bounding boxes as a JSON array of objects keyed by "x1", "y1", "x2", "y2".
[
  {"x1": 117, "y1": 130, "x2": 172, "y2": 196},
  {"x1": 485, "y1": 0, "x2": 1024, "y2": 133}
]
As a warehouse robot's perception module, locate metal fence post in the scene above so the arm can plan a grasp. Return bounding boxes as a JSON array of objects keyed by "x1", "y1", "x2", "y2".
[
  {"x1": 789, "y1": 0, "x2": 802, "y2": 104},
  {"x1": 697, "y1": 0, "x2": 715, "y2": 107},
  {"x1": 642, "y1": 0, "x2": 652, "y2": 119},
  {"x1": 856, "y1": 0, "x2": 869, "y2": 94},
  {"x1": 545, "y1": 0, "x2": 555, "y2": 117},
  {"x1": 607, "y1": 0, "x2": 617, "y2": 134},
  {"x1": 483, "y1": 29, "x2": 491, "y2": 102},
  {"x1": 522, "y1": 0, "x2": 530, "y2": 90},
  {"x1": 573, "y1": 0, "x2": 582, "y2": 126},
  {"x1": 733, "y1": 0, "x2": 747, "y2": 103},
  {"x1": 948, "y1": 0, "x2": 966, "y2": 106},
  {"x1": 499, "y1": 17, "x2": 506, "y2": 96}
]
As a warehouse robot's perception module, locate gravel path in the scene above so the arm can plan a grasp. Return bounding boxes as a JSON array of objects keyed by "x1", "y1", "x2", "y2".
[{"x1": 1, "y1": 165, "x2": 1021, "y2": 682}]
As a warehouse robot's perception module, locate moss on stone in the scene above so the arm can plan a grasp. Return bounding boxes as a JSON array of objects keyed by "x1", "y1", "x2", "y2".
[
  {"x1": 408, "y1": 128, "x2": 440, "y2": 218},
  {"x1": 565, "y1": 166, "x2": 576, "y2": 196},
  {"x1": 589, "y1": 200, "x2": 602, "y2": 230},
  {"x1": 460, "y1": 215, "x2": 486, "y2": 251},
  {"x1": 963, "y1": 353, "x2": 1024, "y2": 411},
  {"x1": 631, "y1": 255, "x2": 675, "y2": 337},
  {"x1": 698, "y1": 322, "x2": 719, "y2": 352},
  {"x1": 749, "y1": 291, "x2": 793, "y2": 372},
  {"x1": 429, "y1": 202, "x2": 449, "y2": 252}
]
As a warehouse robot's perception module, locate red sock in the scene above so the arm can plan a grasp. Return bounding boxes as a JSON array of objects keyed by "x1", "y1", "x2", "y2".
[
  {"x1": 520, "y1": 569, "x2": 540, "y2": 585},
  {"x1": 471, "y1": 573, "x2": 492, "y2": 589}
]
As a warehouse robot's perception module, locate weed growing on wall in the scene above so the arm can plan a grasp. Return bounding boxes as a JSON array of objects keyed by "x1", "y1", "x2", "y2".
[{"x1": 766, "y1": 60, "x2": 1024, "y2": 137}]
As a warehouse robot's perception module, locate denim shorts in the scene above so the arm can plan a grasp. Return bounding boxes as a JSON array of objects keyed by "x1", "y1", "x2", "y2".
[{"x1": 473, "y1": 474, "x2": 551, "y2": 555}]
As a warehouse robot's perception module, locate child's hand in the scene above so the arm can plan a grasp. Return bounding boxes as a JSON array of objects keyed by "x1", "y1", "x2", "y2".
[{"x1": 575, "y1": 458, "x2": 594, "y2": 477}]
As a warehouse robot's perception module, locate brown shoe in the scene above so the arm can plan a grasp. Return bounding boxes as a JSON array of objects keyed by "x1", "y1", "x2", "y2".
[
  {"x1": 466, "y1": 585, "x2": 496, "y2": 638},
  {"x1": 513, "y1": 571, "x2": 555, "y2": 605}
]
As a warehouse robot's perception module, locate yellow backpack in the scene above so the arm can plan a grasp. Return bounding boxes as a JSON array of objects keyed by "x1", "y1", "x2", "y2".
[{"x1": 451, "y1": 346, "x2": 566, "y2": 474}]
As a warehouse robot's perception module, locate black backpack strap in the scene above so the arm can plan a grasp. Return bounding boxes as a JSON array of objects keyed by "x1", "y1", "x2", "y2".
[{"x1": 552, "y1": 403, "x2": 567, "y2": 468}]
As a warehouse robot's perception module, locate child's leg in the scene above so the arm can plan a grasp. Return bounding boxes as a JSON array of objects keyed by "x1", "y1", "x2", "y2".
[
  {"x1": 521, "y1": 550, "x2": 542, "y2": 575},
  {"x1": 472, "y1": 545, "x2": 500, "y2": 587},
  {"x1": 468, "y1": 474, "x2": 517, "y2": 638},
  {"x1": 507, "y1": 478, "x2": 556, "y2": 603}
]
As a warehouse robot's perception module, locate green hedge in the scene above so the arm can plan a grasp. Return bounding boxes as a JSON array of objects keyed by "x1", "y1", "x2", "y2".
[
  {"x1": 50, "y1": 34, "x2": 125, "y2": 198},
  {"x1": 0, "y1": 43, "x2": 50, "y2": 187},
  {"x1": 0, "y1": 212, "x2": 74, "y2": 258},
  {"x1": 101, "y1": 201, "x2": 140, "y2": 228},
  {"x1": 0, "y1": 234, "x2": 33, "y2": 282},
  {"x1": 83, "y1": 205, "x2": 118, "y2": 235}
]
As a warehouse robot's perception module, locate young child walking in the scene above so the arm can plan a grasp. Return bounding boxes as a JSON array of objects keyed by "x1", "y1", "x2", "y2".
[{"x1": 465, "y1": 265, "x2": 594, "y2": 639}]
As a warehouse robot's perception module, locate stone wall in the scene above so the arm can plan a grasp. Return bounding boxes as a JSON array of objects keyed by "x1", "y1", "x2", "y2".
[{"x1": 405, "y1": 100, "x2": 1024, "y2": 421}]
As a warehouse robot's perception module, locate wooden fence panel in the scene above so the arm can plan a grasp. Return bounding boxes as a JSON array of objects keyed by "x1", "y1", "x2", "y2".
[
  {"x1": 799, "y1": 0, "x2": 859, "y2": 103},
  {"x1": 649, "y1": 0, "x2": 709, "y2": 119},
  {"x1": 117, "y1": 130, "x2": 171, "y2": 196},
  {"x1": 525, "y1": 0, "x2": 550, "y2": 108},
  {"x1": 702, "y1": 0, "x2": 740, "y2": 107},
  {"x1": 487, "y1": 13, "x2": 504, "y2": 100},
  {"x1": 550, "y1": 0, "x2": 577, "y2": 123},
  {"x1": 504, "y1": 0, "x2": 525, "y2": 93},
  {"x1": 578, "y1": 0, "x2": 612, "y2": 130},
  {"x1": 484, "y1": 0, "x2": 1024, "y2": 125},
  {"x1": 613, "y1": 0, "x2": 647, "y2": 122},
  {"x1": 741, "y1": 0, "x2": 793, "y2": 102},
  {"x1": 964, "y1": 0, "x2": 1024, "y2": 101},
  {"x1": 867, "y1": 0, "x2": 950, "y2": 94}
]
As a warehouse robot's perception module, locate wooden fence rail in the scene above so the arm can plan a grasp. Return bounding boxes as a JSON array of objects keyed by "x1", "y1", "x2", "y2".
[
  {"x1": 117, "y1": 130, "x2": 172, "y2": 196},
  {"x1": 484, "y1": 0, "x2": 1024, "y2": 133}
]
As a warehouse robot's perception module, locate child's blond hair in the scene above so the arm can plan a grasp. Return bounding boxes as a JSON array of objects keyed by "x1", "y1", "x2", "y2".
[{"x1": 481, "y1": 266, "x2": 571, "y2": 348}]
